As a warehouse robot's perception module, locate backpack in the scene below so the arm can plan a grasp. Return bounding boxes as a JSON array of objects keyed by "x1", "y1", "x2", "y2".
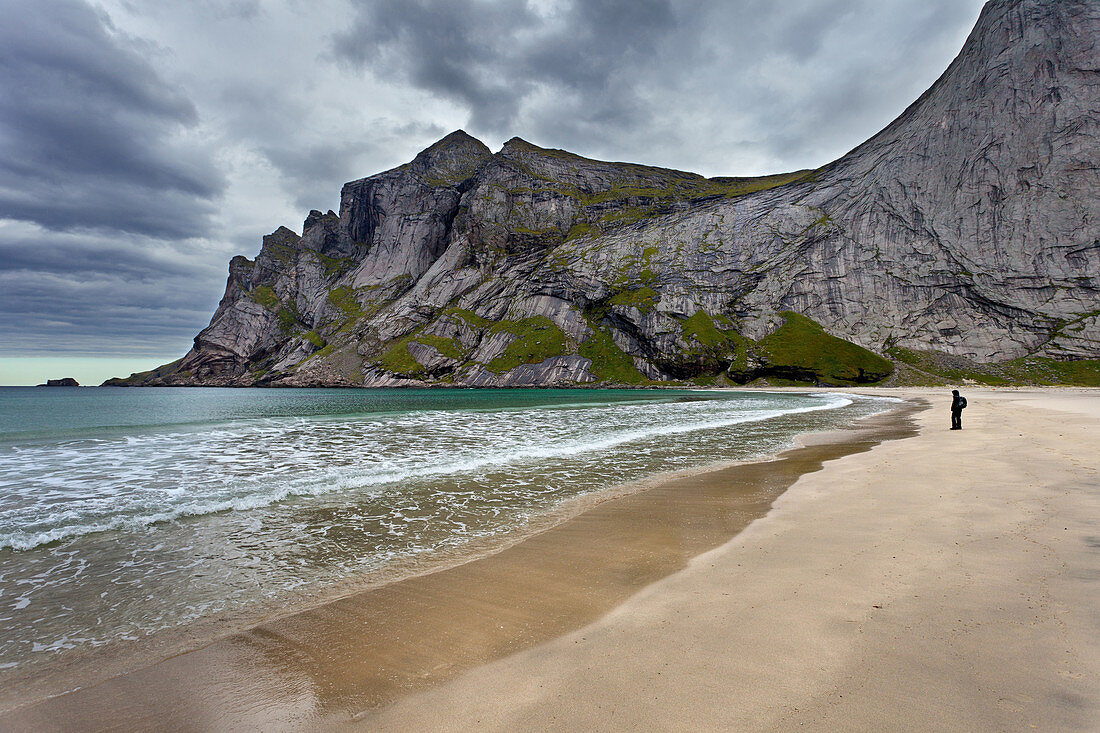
[{"x1": 958, "y1": 396, "x2": 967, "y2": 409}]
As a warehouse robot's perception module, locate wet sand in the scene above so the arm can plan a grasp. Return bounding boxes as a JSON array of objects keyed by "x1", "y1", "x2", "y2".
[
  {"x1": 0, "y1": 400, "x2": 917, "y2": 731},
  {"x1": 358, "y1": 388, "x2": 1100, "y2": 731}
]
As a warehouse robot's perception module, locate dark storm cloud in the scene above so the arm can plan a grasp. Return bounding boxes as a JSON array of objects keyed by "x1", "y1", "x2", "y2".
[
  {"x1": 0, "y1": 267, "x2": 217, "y2": 356},
  {"x1": 0, "y1": 0, "x2": 223, "y2": 237},
  {"x1": 0, "y1": 229, "x2": 202, "y2": 280},
  {"x1": 0, "y1": 0, "x2": 230, "y2": 360},
  {"x1": 707, "y1": 0, "x2": 985, "y2": 163},
  {"x1": 333, "y1": 0, "x2": 984, "y2": 174},
  {"x1": 332, "y1": 0, "x2": 677, "y2": 134},
  {"x1": 0, "y1": 224, "x2": 223, "y2": 356},
  {"x1": 257, "y1": 120, "x2": 449, "y2": 213}
]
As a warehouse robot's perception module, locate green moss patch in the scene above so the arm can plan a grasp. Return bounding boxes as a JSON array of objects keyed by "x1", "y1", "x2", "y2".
[
  {"x1": 374, "y1": 332, "x2": 465, "y2": 377},
  {"x1": 303, "y1": 330, "x2": 325, "y2": 349},
  {"x1": 887, "y1": 346, "x2": 1100, "y2": 386},
  {"x1": 378, "y1": 341, "x2": 425, "y2": 376},
  {"x1": 885, "y1": 346, "x2": 982, "y2": 384},
  {"x1": 1051, "y1": 309, "x2": 1100, "y2": 339},
  {"x1": 412, "y1": 334, "x2": 463, "y2": 361},
  {"x1": 312, "y1": 252, "x2": 355, "y2": 277},
  {"x1": 578, "y1": 326, "x2": 647, "y2": 384},
  {"x1": 1020, "y1": 358, "x2": 1100, "y2": 386},
  {"x1": 443, "y1": 307, "x2": 491, "y2": 329},
  {"x1": 307, "y1": 341, "x2": 337, "y2": 362},
  {"x1": 486, "y1": 316, "x2": 570, "y2": 373},
  {"x1": 263, "y1": 241, "x2": 298, "y2": 266},
  {"x1": 681, "y1": 311, "x2": 743, "y2": 350},
  {"x1": 249, "y1": 285, "x2": 279, "y2": 309},
  {"x1": 276, "y1": 307, "x2": 298, "y2": 335},
  {"x1": 680, "y1": 311, "x2": 751, "y2": 372},
  {"x1": 608, "y1": 286, "x2": 658, "y2": 313},
  {"x1": 372, "y1": 313, "x2": 570, "y2": 378},
  {"x1": 753, "y1": 312, "x2": 893, "y2": 385},
  {"x1": 327, "y1": 286, "x2": 365, "y2": 320},
  {"x1": 597, "y1": 205, "x2": 660, "y2": 228},
  {"x1": 566, "y1": 222, "x2": 600, "y2": 241}
]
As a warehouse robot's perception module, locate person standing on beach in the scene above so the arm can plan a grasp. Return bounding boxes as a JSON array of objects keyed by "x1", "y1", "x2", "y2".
[{"x1": 950, "y1": 389, "x2": 967, "y2": 430}]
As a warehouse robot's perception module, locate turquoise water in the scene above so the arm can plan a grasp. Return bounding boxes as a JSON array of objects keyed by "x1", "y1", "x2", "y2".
[{"x1": 0, "y1": 386, "x2": 893, "y2": 672}]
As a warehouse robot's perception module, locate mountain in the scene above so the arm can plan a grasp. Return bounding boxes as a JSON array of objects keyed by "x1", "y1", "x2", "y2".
[{"x1": 108, "y1": 0, "x2": 1099, "y2": 388}]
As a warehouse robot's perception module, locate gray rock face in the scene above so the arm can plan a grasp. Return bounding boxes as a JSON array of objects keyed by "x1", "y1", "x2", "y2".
[{"x1": 117, "y1": 0, "x2": 1099, "y2": 387}]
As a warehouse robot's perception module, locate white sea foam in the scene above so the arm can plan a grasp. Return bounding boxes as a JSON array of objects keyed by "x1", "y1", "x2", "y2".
[
  {"x1": 0, "y1": 393, "x2": 853, "y2": 552},
  {"x1": 0, "y1": 388, "x2": 900, "y2": 671}
]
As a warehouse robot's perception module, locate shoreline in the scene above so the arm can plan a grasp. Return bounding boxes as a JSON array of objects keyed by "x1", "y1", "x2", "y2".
[
  {"x1": 0, "y1": 390, "x2": 881, "y2": 707},
  {"x1": 0, "y1": 395, "x2": 919, "y2": 729},
  {"x1": 360, "y1": 387, "x2": 1100, "y2": 731}
]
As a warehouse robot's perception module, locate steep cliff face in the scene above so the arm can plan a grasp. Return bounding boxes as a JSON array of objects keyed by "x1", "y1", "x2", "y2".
[{"x1": 116, "y1": 0, "x2": 1099, "y2": 387}]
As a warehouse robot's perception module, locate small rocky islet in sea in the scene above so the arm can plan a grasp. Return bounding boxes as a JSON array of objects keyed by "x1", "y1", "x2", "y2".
[
  {"x1": 106, "y1": 0, "x2": 1100, "y2": 390},
  {"x1": 38, "y1": 378, "x2": 80, "y2": 387}
]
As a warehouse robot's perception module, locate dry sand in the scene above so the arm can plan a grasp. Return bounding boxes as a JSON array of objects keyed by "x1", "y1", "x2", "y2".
[{"x1": 357, "y1": 388, "x2": 1100, "y2": 731}]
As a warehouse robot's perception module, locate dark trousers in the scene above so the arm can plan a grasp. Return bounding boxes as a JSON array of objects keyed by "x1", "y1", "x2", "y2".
[{"x1": 951, "y1": 410, "x2": 962, "y2": 430}]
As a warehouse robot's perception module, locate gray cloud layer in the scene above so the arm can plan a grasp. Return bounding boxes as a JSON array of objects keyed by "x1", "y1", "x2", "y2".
[
  {"x1": 0, "y1": 0, "x2": 985, "y2": 366},
  {"x1": 333, "y1": 0, "x2": 677, "y2": 134},
  {"x1": 0, "y1": 0, "x2": 222, "y2": 237},
  {"x1": 0, "y1": 0, "x2": 229, "y2": 364},
  {"x1": 332, "y1": 0, "x2": 984, "y2": 173}
]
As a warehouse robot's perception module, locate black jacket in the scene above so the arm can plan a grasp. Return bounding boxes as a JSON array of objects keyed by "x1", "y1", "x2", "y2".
[{"x1": 951, "y1": 394, "x2": 966, "y2": 412}]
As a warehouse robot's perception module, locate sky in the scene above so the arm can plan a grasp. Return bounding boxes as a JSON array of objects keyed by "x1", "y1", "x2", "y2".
[{"x1": 0, "y1": 0, "x2": 986, "y2": 386}]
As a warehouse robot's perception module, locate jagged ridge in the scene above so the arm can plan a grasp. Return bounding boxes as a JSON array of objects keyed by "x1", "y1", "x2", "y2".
[{"x1": 109, "y1": 0, "x2": 1100, "y2": 388}]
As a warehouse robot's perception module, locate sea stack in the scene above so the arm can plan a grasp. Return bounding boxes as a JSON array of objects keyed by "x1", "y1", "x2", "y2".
[{"x1": 39, "y1": 378, "x2": 80, "y2": 387}]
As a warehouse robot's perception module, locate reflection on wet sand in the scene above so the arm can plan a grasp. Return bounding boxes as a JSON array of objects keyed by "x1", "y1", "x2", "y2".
[{"x1": 0, "y1": 404, "x2": 919, "y2": 731}]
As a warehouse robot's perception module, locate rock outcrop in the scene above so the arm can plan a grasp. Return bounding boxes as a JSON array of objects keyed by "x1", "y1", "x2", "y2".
[
  {"x1": 39, "y1": 378, "x2": 79, "y2": 387},
  {"x1": 110, "y1": 0, "x2": 1099, "y2": 388}
]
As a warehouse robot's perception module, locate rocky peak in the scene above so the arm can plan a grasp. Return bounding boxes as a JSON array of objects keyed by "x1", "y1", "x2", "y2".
[
  {"x1": 250, "y1": 226, "x2": 303, "y2": 283},
  {"x1": 495, "y1": 136, "x2": 709, "y2": 199},
  {"x1": 300, "y1": 209, "x2": 349, "y2": 256},
  {"x1": 227, "y1": 254, "x2": 254, "y2": 280},
  {"x1": 497, "y1": 136, "x2": 538, "y2": 155},
  {"x1": 834, "y1": 0, "x2": 1095, "y2": 169},
  {"x1": 799, "y1": 0, "x2": 1100, "y2": 359},
  {"x1": 257, "y1": 226, "x2": 301, "y2": 255},
  {"x1": 408, "y1": 129, "x2": 493, "y2": 187},
  {"x1": 496, "y1": 136, "x2": 588, "y2": 171},
  {"x1": 268, "y1": 225, "x2": 300, "y2": 243},
  {"x1": 337, "y1": 133, "x2": 489, "y2": 248},
  {"x1": 303, "y1": 209, "x2": 337, "y2": 232}
]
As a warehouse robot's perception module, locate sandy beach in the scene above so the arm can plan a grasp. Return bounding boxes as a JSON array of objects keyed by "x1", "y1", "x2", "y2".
[
  {"x1": 2, "y1": 388, "x2": 1098, "y2": 731},
  {"x1": 357, "y1": 388, "x2": 1100, "y2": 731},
  {"x1": 0, "y1": 393, "x2": 906, "y2": 730}
]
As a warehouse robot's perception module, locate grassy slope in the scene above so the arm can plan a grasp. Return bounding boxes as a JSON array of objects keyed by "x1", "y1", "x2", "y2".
[
  {"x1": 887, "y1": 346, "x2": 1100, "y2": 387},
  {"x1": 753, "y1": 312, "x2": 895, "y2": 386}
]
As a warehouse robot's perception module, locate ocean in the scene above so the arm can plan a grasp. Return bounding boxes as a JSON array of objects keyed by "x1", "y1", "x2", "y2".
[{"x1": 0, "y1": 386, "x2": 894, "y2": 674}]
